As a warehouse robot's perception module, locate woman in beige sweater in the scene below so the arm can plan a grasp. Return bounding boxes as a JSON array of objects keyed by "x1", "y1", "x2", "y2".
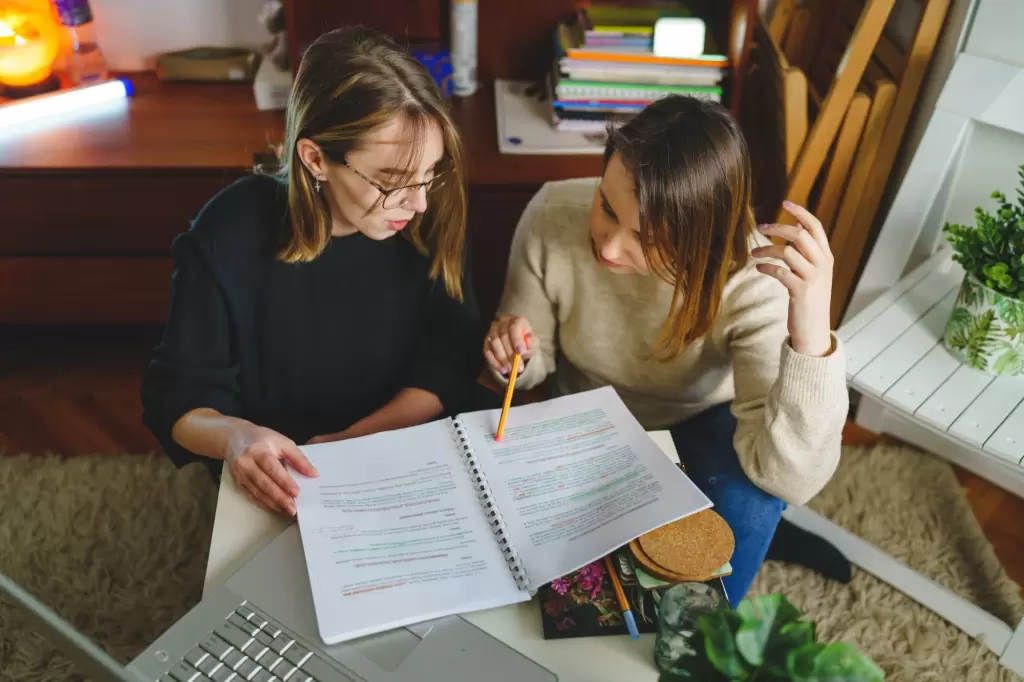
[{"x1": 484, "y1": 96, "x2": 847, "y2": 605}]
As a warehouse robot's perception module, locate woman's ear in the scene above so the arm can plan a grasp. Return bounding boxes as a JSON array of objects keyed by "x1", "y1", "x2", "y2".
[{"x1": 295, "y1": 138, "x2": 326, "y2": 178}]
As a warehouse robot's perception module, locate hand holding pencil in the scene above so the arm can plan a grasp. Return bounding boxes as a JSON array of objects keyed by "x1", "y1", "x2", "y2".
[
  {"x1": 484, "y1": 315, "x2": 537, "y2": 377},
  {"x1": 487, "y1": 316, "x2": 534, "y2": 441}
]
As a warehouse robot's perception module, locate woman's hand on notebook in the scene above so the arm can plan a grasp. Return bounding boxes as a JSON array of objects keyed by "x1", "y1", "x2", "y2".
[
  {"x1": 226, "y1": 423, "x2": 319, "y2": 517},
  {"x1": 485, "y1": 315, "x2": 537, "y2": 376},
  {"x1": 306, "y1": 430, "x2": 351, "y2": 445}
]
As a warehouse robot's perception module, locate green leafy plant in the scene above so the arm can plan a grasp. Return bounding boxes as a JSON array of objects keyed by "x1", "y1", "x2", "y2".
[
  {"x1": 659, "y1": 594, "x2": 884, "y2": 681},
  {"x1": 942, "y1": 164, "x2": 1024, "y2": 298}
]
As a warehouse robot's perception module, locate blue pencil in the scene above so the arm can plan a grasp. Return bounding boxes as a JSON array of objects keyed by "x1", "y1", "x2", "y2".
[{"x1": 604, "y1": 555, "x2": 640, "y2": 639}]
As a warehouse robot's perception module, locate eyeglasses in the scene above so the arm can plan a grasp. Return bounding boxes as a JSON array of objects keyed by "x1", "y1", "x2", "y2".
[{"x1": 340, "y1": 159, "x2": 444, "y2": 210}]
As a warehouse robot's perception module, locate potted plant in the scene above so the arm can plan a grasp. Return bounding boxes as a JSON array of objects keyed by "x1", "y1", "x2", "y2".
[
  {"x1": 656, "y1": 593, "x2": 884, "y2": 681},
  {"x1": 942, "y1": 164, "x2": 1024, "y2": 375}
]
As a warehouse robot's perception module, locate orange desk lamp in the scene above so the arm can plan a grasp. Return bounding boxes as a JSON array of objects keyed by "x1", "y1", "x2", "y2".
[{"x1": 0, "y1": 0, "x2": 61, "y2": 97}]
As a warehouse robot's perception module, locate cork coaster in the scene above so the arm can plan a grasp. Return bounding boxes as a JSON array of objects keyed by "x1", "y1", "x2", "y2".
[
  {"x1": 635, "y1": 510, "x2": 734, "y2": 581},
  {"x1": 628, "y1": 539, "x2": 693, "y2": 582}
]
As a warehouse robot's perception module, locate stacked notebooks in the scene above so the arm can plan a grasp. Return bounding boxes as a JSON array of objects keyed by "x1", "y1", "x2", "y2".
[
  {"x1": 549, "y1": 5, "x2": 729, "y2": 133},
  {"x1": 539, "y1": 506, "x2": 735, "y2": 639}
]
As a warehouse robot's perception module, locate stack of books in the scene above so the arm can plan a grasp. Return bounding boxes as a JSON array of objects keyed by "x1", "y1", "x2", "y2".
[
  {"x1": 537, "y1": 548, "x2": 731, "y2": 640},
  {"x1": 550, "y1": 6, "x2": 729, "y2": 133},
  {"x1": 538, "y1": 506, "x2": 735, "y2": 639}
]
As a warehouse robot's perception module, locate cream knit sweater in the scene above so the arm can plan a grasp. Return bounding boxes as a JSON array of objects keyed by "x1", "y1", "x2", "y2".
[{"x1": 495, "y1": 179, "x2": 848, "y2": 505}]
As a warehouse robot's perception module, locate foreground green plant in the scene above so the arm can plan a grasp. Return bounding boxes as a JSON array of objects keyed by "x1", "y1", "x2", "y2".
[
  {"x1": 943, "y1": 164, "x2": 1024, "y2": 297},
  {"x1": 659, "y1": 594, "x2": 884, "y2": 681}
]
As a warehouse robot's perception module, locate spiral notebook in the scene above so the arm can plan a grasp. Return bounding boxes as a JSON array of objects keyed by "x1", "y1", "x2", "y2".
[{"x1": 293, "y1": 386, "x2": 712, "y2": 645}]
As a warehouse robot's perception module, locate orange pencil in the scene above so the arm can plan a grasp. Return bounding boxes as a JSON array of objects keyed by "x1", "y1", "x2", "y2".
[{"x1": 495, "y1": 353, "x2": 521, "y2": 441}]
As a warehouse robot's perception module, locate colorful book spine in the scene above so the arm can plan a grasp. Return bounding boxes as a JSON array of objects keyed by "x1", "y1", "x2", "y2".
[
  {"x1": 557, "y1": 24, "x2": 728, "y2": 68},
  {"x1": 556, "y1": 80, "x2": 723, "y2": 102},
  {"x1": 584, "y1": 38, "x2": 653, "y2": 48},
  {"x1": 560, "y1": 65, "x2": 724, "y2": 88},
  {"x1": 585, "y1": 24, "x2": 655, "y2": 37},
  {"x1": 555, "y1": 102, "x2": 648, "y2": 114}
]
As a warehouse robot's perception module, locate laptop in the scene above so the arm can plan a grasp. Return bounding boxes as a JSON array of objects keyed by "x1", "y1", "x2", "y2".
[{"x1": 0, "y1": 523, "x2": 558, "y2": 682}]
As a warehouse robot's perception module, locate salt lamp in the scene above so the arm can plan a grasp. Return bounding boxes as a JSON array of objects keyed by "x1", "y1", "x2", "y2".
[{"x1": 0, "y1": 0, "x2": 60, "y2": 96}]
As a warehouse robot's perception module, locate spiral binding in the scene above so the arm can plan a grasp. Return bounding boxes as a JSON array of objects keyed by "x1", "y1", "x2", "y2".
[{"x1": 451, "y1": 419, "x2": 531, "y2": 592}]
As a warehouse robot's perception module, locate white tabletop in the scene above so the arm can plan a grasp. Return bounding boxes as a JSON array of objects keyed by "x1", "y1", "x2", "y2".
[{"x1": 202, "y1": 431, "x2": 680, "y2": 682}]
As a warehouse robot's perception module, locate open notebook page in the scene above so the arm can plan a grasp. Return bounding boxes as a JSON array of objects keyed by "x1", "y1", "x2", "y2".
[
  {"x1": 457, "y1": 386, "x2": 712, "y2": 588},
  {"x1": 293, "y1": 419, "x2": 529, "y2": 645}
]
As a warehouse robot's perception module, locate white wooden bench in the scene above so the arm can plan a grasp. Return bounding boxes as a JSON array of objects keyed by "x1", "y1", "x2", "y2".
[
  {"x1": 783, "y1": 46, "x2": 1024, "y2": 675},
  {"x1": 840, "y1": 49, "x2": 1024, "y2": 498},
  {"x1": 840, "y1": 250, "x2": 1024, "y2": 496},
  {"x1": 783, "y1": 252, "x2": 1024, "y2": 674}
]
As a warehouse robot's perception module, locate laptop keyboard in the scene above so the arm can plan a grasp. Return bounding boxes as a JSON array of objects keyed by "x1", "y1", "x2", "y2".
[{"x1": 159, "y1": 602, "x2": 352, "y2": 682}]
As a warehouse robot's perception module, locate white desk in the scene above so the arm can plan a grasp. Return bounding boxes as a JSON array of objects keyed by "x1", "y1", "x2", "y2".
[{"x1": 202, "y1": 431, "x2": 681, "y2": 682}]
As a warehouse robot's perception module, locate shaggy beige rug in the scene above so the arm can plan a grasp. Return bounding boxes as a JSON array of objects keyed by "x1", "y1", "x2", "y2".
[
  {"x1": 752, "y1": 445, "x2": 1024, "y2": 682},
  {"x1": 0, "y1": 444, "x2": 1021, "y2": 681},
  {"x1": 0, "y1": 455, "x2": 218, "y2": 681}
]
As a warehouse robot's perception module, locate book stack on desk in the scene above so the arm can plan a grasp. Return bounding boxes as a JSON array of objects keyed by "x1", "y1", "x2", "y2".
[
  {"x1": 538, "y1": 507, "x2": 734, "y2": 640},
  {"x1": 549, "y1": 5, "x2": 728, "y2": 133}
]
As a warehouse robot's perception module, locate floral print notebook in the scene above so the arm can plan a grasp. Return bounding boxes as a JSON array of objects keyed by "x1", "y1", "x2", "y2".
[{"x1": 538, "y1": 553, "x2": 727, "y2": 639}]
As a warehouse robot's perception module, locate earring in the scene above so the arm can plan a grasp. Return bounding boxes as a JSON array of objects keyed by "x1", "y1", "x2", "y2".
[{"x1": 314, "y1": 175, "x2": 323, "y2": 192}]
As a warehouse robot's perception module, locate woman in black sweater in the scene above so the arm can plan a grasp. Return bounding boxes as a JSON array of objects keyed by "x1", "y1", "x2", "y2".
[{"x1": 141, "y1": 27, "x2": 484, "y2": 517}]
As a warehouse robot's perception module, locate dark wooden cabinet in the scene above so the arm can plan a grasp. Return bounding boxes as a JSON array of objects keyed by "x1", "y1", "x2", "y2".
[
  {"x1": 284, "y1": 0, "x2": 755, "y2": 111},
  {"x1": 0, "y1": 172, "x2": 233, "y2": 323},
  {"x1": 284, "y1": 0, "x2": 650, "y2": 82},
  {"x1": 0, "y1": 175, "x2": 238, "y2": 254},
  {"x1": 0, "y1": 75, "x2": 278, "y2": 325},
  {"x1": 285, "y1": 0, "x2": 444, "y2": 65},
  {"x1": 1, "y1": 0, "x2": 757, "y2": 326},
  {"x1": 0, "y1": 257, "x2": 175, "y2": 324},
  {"x1": 0, "y1": 74, "x2": 602, "y2": 325}
]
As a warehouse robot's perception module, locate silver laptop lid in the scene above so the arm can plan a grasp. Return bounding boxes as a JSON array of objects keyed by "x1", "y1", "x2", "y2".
[
  {"x1": 223, "y1": 524, "x2": 557, "y2": 682},
  {"x1": 0, "y1": 570, "x2": 142, "y2": 682}
]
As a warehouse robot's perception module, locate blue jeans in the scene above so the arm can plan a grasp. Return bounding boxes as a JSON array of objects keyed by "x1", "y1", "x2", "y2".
[{"x1": 669, "y1": 403, "x2": 784, "y2": 607}]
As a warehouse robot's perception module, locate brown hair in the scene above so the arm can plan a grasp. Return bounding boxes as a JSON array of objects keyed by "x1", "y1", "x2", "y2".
[
  {"x1": 278, "y1": 26, "x2": 468, "y2": 299},
  {"x1": 604, "y1": 95, "x2": 755, "y2": 359}
]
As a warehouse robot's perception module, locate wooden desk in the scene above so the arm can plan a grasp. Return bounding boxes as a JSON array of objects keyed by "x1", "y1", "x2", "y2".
[{"x1": 0, "y1": 73, "x2": 602, "y2": 324}]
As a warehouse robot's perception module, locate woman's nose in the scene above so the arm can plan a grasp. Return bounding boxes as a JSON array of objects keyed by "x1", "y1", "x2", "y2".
[
  {"x1": 600, "y1": 232, "x2": 623, "y2": 261},
  {"x1": 405, "y1": 185, "x2": 429, "y2": 213}
]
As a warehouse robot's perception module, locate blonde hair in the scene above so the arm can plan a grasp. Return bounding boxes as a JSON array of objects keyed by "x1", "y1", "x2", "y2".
[{"x1": 278, "y1": 26, "x2": 468, "y2": 299}]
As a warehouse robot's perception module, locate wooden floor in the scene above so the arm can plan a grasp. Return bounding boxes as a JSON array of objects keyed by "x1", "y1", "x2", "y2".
[{"x1": 2, "y1": 326, "x2": 1023, "y2": 597}]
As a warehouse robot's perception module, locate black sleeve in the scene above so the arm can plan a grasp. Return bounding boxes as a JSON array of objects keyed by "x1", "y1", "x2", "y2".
[
  {"x1": 407, "y1": 246, "x2": 485, "y2": 417},
  {"x1": 141, "y1": 231, "x2": 244, "y2": 469}
]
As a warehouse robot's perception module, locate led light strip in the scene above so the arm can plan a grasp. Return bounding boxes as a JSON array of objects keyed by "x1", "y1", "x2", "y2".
[{"x1": 0, "y1": 78, "x2": 132, "y2": 129}]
